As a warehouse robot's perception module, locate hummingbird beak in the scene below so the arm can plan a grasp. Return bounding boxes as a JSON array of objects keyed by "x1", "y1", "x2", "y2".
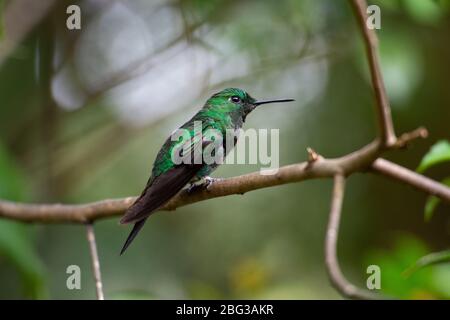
[{"x1": 253, "y1": 98, "x2": 295, "y2": 106}]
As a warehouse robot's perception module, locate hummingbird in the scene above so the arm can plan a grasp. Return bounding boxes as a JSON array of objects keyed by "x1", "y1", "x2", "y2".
[{"x1": 119, "y1": 88, "x2": 294, "y2": 254}]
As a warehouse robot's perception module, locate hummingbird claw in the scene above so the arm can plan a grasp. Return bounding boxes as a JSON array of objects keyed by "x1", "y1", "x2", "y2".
[
  {"x1": 186, "y1": 176, "x2": 220, "y2": 193},
  {"x1": 203, "y1": 176, "x2": 214, "y2": 190},
  {"x1": 187, "y1": 184, "x2": 193, "y2": 193},
  {"x1": 187, "y1": 182, "x2": 201, "y2": 194},
  {"x1": 204, "y1": 176, "x2": 221, "y2": 191}
]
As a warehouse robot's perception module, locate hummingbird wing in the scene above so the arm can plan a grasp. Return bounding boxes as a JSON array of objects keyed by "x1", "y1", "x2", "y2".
[
  {"x1": 119, "y1": 163, "x2": 202, "y2": 254},
  {"x1": 119, "y1": 129, "x2": 214, "y2": 254},
  {"x1": 120, "y1": 162, "x2": 203, "y2": 225}
]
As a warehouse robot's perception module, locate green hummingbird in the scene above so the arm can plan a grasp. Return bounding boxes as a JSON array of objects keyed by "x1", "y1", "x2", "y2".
[{"x1": 120, "y1": 88, "x2": 294, "y2": 254}]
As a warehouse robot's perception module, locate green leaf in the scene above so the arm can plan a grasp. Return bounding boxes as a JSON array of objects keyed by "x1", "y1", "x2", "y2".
[
  {"x1": 424, "y1": 195, "x2": 440, "y2": 222},
  {"x1": 424, "y1": 177, "x2": 450, "y2": 222},
  {"x1": 417, "y1": 140, "x2": 450, "y2": 173},
  {"x1": 0, "y1": 142, "x2": 48, "y2": 299},
  {"x1": 404, "y1": 250, "x2": 450, "y2": 277}
]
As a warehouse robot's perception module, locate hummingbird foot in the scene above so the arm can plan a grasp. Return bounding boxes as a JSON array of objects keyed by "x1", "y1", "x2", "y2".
[
  {"x1": 187, "y1": 182, "x2": 201, "y2": 194},
  {"x1": 186, "y1": 176, "x2": 221, "y2": 193},
  {"x1": 204, "y1": 176, "x2": 222, "y2": 191}
]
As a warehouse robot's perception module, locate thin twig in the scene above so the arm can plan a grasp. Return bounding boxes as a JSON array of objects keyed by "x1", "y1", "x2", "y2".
[
  {"x1": 350, "y1": 0, "x2": 396, "y2": 147},
  {"x1": 86, "y1": 223, "x2": 104, "y2": 300},
  {"x1": 325, "y1": 175, "x2": 379, "y2": 299},
  {"x1": 372, "y1": 158, "x2": 450, "y2": 202},
  {"x1": 393, "y1": 127, "x2": 428, "y2": 148},
  {"x1": 307, "y1": 147, "x2": 320, "y2": 163}
]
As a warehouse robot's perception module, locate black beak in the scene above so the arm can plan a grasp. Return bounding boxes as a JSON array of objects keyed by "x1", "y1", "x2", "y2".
[{"x1": 254, "y1": 98, "x2": 295, "y2": 106}]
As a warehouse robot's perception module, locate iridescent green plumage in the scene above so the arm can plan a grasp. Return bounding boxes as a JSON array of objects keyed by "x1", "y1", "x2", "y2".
[
  {"x1": 151, "y1": 88, "x2": 253, "y2": 180},
  {"x1": 120, "y1": 88, "x2": 293, "y2": 254}
]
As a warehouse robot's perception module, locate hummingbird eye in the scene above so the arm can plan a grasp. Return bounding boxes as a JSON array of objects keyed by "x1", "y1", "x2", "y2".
[{"x1": 230, "y1": 96, "x2": 241, "y2": 103}]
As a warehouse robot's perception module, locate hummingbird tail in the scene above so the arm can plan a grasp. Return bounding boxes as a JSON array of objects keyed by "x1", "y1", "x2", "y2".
[{"x1": 120, "y1": 218, "x2": 147, "y2": 255}]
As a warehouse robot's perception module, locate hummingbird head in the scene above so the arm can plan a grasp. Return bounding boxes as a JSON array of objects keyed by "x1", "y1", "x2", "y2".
[{"x1": 206, "y1": 88, "x2": 294, "y2": 122}]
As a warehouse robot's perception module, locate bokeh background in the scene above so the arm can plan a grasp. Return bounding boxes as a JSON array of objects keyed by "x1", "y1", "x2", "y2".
[{"x1": 0, "y1": 0, "x2": 449, "y2": 299}]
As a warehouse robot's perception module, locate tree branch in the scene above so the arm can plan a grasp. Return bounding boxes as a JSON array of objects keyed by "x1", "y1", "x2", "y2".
[
  {"x1": 86, "y1": 223, "x2": 104, "y2": 300},
  {"x1": 0, "y1": 128, "x2": 431, "y2": 224},
  {"x1": 372, "y1": 158, "x2": 450, "y2": 202},
  {"x1": 325, "y1": 175, "x2": 378, "y2": 299},
  {"x1": 350, "y1": 0, "x2": 396, "y2": 147}
]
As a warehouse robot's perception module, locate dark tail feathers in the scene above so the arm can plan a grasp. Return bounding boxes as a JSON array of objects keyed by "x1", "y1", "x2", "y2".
[{"x1": 120, "y1": 218, "x2": 147, "y2": 255}]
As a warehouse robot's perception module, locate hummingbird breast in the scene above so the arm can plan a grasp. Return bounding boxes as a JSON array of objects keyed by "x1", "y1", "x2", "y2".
[{"x1": 194, "y1": 123, "x2": 242, "y2": 180}]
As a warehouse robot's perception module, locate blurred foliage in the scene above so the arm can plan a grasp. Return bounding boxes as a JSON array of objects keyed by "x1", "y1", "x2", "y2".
[
  {"x1": 374, "y1": 0, "x2": 450, "y2": 25},
  {"x1": 424, "y1": 177, "x2": 450, "y2": 222},
  {"x1": 0, "y1": 143, "x2": 47, "y2": 299},
  {"x1": 407, "y1": 139, "x2": 450, "y2": 288},
  {"x1": 403, "y1": 0, "x2": 448, "y2": 25},
  {"x1": 417, "y1": 140, "x2": 450, "y2": 220},
  {"x1": 0, "y1": 0, "x2": 4, "y2": 41},
  {"x1": 229, "y1": 258, "x2": 268, "y2": 296},
  {"x1": 0, "y1": 0, "x2": 449, "y2": 299},
  {"x1": 378, "y1": 32, "x2": 423, "y2": 106},
  {"x1": 365, "y1": 235, "x2": 450, "y2": 299}
]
